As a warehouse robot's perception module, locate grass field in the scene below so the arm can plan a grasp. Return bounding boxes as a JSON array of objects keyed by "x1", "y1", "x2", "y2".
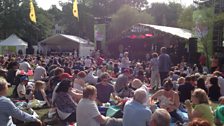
[{"x1": 7, "y1": 87, "x2": 49, "y2": 120}]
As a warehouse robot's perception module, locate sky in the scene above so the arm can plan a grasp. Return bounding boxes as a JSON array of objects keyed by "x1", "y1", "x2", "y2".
[{"x1": 36, "y1": 0, "x2": 194, "y2": 10}]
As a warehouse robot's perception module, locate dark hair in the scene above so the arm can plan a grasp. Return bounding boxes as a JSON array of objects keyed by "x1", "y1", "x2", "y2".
[
  {"x1": 197, "y1": 78, "x2": 208, "y2": 93},
  {"x1": 163, "y1": 80, "x2": 173, "y2": 89},
  {"x1": 161, "y1": 47, "x2": 167, "y2": 53},
  {"x1": 210, "y1": 77, "x2": 218, "y2": 86},
  {"x1": 185, "y1": 76, "x2": 192, "y2": 82},
  {"x1": 55, "y1": 79, "x2": 72, "y2": 93}
]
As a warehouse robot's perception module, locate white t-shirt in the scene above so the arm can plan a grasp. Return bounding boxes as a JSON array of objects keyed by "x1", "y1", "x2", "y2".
[
  {"x1": 218, "y1": 76, "x2": 224, "y2": 96},
  {"x1": 84, "y1": 58, "x2": 92, "y2": 68},
  {"x1": 77, "y1": 98, "x2": 101, "y2": 126},
  {"x1": 33, "y1": 66, "x2": 46, "y2": 81},
  {"x1": 17, "y1": 84, "x2": 26, "y2": 98},
  {"x1": 19, "y1": 61, "x2": 31, "y2": 72},
  {"x1": 121, "y1": 57, "x2": 130, "y2": 68},
  {"x1": 73, "y1": 83, "x2": 83, "y2": 92}
]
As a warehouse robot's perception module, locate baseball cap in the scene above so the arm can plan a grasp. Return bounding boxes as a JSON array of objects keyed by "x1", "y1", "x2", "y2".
[
  {"x1": 20, "y1": 76, "x2": 29, "y2": 82},
  {"x1": 60, "y1": 73, "x2": 73, "y2": 80}
]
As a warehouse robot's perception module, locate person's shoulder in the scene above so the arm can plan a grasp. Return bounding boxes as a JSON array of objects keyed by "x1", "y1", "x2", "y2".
[{"x1": 0, "y1": 96, "x2": 12, "y2": 106}]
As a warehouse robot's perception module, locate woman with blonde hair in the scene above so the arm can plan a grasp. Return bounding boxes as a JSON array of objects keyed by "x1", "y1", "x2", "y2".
[
  {"x1": 34, "y1": 81, "x2": 50, "y2": 107},
  {"x1": 185, "y1": 89, "x2": 214, "y2": 125}
]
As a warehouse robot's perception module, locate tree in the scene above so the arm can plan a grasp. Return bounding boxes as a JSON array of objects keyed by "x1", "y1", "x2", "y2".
[
  {"x1": 178, "y1": 6, "x2": 195, "y2": 29},
  {"x1": 147, "y1": 2, "x2": 183, "y2": 27},
  {"x1": 193, "y1": 7, "x2": 214, "y2": 66},
  {"x1": 108, "y1": 5, "x2": 154, "y2": 42},
  {"x1": 0, "y1": 0, "x2": 53, "y2": 45}
]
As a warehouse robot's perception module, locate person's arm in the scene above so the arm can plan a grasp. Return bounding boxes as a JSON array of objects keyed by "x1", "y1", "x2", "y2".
[
  {"x1": 94, "y1": 115, "x2": 109, "y2": 124},
  {"x1": 149, "y1": 90, "x2": 161, "y2": 105},
  {"x1": 69, "y1": 89, "x2": 83, "y2": 103},
  {"x1": 40, "y1": 89, "x2": 50, "y2": 107},
  {"x1": 112, "y1": 92, "x2": 122, "y2": 102},
  {"x1": 185, "y1": 100, "x2": 202, "y2": 121},
  {"x1": 170, "y1": 92, "x2": 180, "y2": 110},
  {"x1": 5, "y1": 98, "x2": 40, "y2": 122}
]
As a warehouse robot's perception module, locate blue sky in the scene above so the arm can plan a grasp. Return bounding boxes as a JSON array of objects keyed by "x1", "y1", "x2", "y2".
[{"x1": 36, "y1": 0, "x2": 194, "y2": 10}]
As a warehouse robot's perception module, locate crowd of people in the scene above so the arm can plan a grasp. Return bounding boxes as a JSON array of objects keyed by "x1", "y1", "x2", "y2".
[{"x1": 0, "y1": 47, "x2": 224, "y2": 126}]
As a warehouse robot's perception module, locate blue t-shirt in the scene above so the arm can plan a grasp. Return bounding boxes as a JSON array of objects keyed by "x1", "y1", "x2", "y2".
[
  {"x1": 123, "y1": 100, "x2": 152, "y2": 126},
  {"x1": 96, "y1": 83, "x2": 114, "y2": 103}
]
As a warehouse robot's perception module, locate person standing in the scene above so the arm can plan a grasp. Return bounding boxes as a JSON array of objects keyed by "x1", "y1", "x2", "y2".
[
  {"x1": 149, "y1": 53, "x2": 161, "y2": 90},
  {"x1": 121, "y1": 52, "x2": 130, "y2": 72},
  {"x1": 158, "y1": 47, "x2": 171, "y2": 85},
  {"x1": 211, "y1": 55, "x2": 219, "y2": 73}
]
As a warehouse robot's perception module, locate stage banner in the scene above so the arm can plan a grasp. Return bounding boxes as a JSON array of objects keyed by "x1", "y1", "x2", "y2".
[{"x1": 94, "y1": 24, "x2": 106, "y2": 43}]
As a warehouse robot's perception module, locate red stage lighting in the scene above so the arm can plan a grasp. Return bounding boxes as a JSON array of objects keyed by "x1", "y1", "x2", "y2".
[
  {"x1": 140, "y1": 35, "x2": 146, "y2": 39},
  {"x1": 129, "y1": 35, "x2": 137, "y2": 39}
]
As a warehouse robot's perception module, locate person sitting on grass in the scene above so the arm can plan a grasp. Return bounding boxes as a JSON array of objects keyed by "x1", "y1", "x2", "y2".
[
  {"x1": 185, "y1": 89, "x2": 214, "y2": 125},
  {"x1": 53, "y1": 79, "x2": 77, "y2": 123},
  {"x1": 123, "y1": 88, "x2": 152, "y2": 126},
  {"x1": 149, "y1": 108, "x2": 171, "y2": 126},
  {"x1": 149, "y1": 80, "x2": 183, "y2": 123},
  {"x1": 17, "y1": 76, "x2": 29, "y2": 100},
  {"x1": 0, "y1": 78, "x2": 42, "y2": 126},
  {"x1": 96, "y1": 72, "x2": 121, "y2": 105},
  {"x1": 214, "y1": 105, "x2": 224, "y2": 126},
  {"x1": 34, "y1": 81, "x2": 50, "y2": 107},
  {"x1": 77, "y1": 85, "x2": 109, "y2": 126}
]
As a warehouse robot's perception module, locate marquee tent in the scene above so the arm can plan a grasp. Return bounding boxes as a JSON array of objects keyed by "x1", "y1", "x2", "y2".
[
  {"x1": 39, "y1": 34, "x2": 94, "y2": 57},
  {"x1": 0, "y1": 34, "x2": 28, "y2": 55}
]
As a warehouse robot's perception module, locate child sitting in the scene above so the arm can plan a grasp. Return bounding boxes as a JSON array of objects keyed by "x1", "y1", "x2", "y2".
[{"x1": 17, "y1": 76, "x2": 29, "y2": 100}]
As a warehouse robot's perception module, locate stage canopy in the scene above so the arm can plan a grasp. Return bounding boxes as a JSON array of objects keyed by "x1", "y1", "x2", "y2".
[
  {"x1": 108, "y1": 23, "x2": 195, "y2": 60},
  {"x1": 140, "y1": 23, "x2": 193, "y2": 39}
]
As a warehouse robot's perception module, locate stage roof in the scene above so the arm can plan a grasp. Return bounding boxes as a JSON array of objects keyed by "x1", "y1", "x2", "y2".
[{"x1": 139, "y1": 23, "x2": 193, "y2": 39}]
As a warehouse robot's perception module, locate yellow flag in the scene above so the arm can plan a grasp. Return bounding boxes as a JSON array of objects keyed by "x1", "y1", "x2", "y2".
[
  {"x1": 73, "y1": 0, "x2": 79, "y2": 19},
  {"x1": 29, "y1": 0, "x2": 36, "y2": 23}
]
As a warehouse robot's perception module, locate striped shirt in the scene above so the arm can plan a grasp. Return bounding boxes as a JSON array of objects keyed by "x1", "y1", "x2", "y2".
[{"x1": 0, "y1": 96, "x2": 37, "y2": 126}]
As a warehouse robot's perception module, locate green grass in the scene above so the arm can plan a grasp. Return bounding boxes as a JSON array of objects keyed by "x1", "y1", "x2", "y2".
[{"x1": 7, "y1": 87, "x2": 49, "y2": 120}]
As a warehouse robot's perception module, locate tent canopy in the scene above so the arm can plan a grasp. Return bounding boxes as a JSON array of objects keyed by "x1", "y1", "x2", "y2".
[
  {"x1": 40, "y1": 34, "x2": 93, "y2": 46},
  {"x1": 0, "y1": 34, "x2": 28, "y2": 46},
  {"x1": 39, "y1": 34, "x2": 94, "y2": 53},
  {"x1": 139, "y1": 23, "x2": 193, "y2": 39}
]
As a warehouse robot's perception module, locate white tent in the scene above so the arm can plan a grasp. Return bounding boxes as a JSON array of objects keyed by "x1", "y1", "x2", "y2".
[
  {"x1": 0, "y1": 34, "x2": 28, "y2": 55},
  {"x1": 39, "y1": 34, "x2": 94, "y2": 57}
]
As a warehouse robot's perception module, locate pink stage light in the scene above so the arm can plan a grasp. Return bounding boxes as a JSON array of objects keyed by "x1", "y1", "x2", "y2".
[
  {"x1": 145, "y1": 33, "x2": 153, "y2": 37},
  {"x1": 140, "y1": 35, "x2": 146, "y2": 39},
  {"x1": 129, "y1": 35, "x2": 137, "y2": 39}
]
